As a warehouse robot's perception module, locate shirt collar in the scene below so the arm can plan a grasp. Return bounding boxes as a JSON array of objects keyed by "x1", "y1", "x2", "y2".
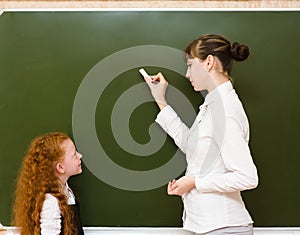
[{"x1": 64, "y1": 182, "x2": 76, "y2": 205}]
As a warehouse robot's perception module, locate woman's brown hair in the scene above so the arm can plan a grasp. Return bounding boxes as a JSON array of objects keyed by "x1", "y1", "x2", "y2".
[
  {"x1": 12, "y1": 132, "x2": 77, "y2": 235},
  {"x1": 185, "y1": 34, "x2": 250, "y2": 75}
]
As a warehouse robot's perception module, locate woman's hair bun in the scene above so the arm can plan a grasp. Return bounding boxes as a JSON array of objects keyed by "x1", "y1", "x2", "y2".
[{"x1": 230, "y1": 42, "x2": 250, "y2": 61}]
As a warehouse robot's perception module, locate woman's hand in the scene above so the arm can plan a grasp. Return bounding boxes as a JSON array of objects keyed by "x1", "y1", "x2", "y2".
[
  {"x1": 167, "y1": 176, "x2": 196, "y2": 196},
  {"x1": 144, "y1": 72, "x2": 168, "y2": 110}
]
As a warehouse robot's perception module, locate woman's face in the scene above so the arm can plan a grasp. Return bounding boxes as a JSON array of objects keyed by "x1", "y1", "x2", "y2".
[
  {"x1": 186, "y1": 58, "x2": 210, "y2": 92},
  {"x1": 59, "y1": 138, "x2": 83, "y2": 178}
]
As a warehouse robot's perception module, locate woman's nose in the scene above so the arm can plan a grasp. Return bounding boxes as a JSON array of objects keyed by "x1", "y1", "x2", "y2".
[{"x1": 78, "y1": 152, "x2": 83, "y2": 159}]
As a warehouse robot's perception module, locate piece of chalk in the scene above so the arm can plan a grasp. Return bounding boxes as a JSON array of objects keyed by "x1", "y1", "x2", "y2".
[{"x1": 139, "y1": 68, "x2": 152, "y2": 81}]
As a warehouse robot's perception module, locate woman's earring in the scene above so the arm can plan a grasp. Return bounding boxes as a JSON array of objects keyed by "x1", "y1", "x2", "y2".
[
  {"x1": 207, "y1": 64, "x2": 211, "y2": 72},
  {"x1": 207, "y1": 63, "x2": 211, "y2": 72}
]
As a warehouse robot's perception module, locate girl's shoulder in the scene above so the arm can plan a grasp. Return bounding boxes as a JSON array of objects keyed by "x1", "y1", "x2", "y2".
[
  {"x1": 45, "y1": 193, "x2": 58, "y2": 200},
  {"x1": 43, "y1": 193, "x2": 60, "y2": 210}
]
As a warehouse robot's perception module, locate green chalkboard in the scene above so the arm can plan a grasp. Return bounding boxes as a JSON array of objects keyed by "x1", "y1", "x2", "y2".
[{"x1": 0, "y1": 11, "x2": 300, "y2": 227}]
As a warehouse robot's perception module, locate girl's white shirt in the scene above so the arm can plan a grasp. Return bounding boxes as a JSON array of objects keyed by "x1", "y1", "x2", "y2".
[
  {"x1": 6, "y1": 183, "x2": 75, "y2": 235},
  {"x1": 40, "y1": 182, "x2": 76, "y2": 235}
]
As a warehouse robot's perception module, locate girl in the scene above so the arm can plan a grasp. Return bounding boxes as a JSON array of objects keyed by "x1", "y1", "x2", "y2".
[{"x1": 11, "y1": 132, "x2": 84, "y2": 235}]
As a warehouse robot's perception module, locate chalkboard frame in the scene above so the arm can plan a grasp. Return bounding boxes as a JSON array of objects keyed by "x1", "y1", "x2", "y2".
[{"x1": 0, "y1": 10, "x2": 300, "y2": 227}]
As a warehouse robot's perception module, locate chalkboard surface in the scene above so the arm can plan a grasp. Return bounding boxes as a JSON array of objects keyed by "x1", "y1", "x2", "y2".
[{"x1": 0, "y1": 11, "x2": 300, "y2": 227}]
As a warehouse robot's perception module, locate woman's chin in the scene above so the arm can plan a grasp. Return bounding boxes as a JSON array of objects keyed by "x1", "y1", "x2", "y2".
[{"x1": 193, "y1": 86, "x2": 200, "y2": 92}]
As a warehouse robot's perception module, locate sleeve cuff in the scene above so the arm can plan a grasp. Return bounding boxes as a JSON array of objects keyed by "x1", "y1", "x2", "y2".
[
  {"x1": 194, "y1": 175, "x2": 211, "y2": 193},
  {"x1": 155, "y1": 105, "x2": 178, "y2": 130}
]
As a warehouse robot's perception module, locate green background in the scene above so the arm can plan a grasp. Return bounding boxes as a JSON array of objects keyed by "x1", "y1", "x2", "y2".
[{"x1": 0, "y1": 11, "x2": 299, "y2": 227}]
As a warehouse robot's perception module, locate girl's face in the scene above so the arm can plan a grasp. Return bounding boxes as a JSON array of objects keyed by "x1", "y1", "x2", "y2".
[
  {"x1": 59, "y1": 138, "x2": 82, "y2": 178},
  {"x1": 186, "y1": 58, "x2": 210, "y2": 92}
]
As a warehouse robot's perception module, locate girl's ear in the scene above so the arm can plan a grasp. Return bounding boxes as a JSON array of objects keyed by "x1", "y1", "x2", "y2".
[{"x1": 55, "y1": 162, "x2": 65, "y2": 174}]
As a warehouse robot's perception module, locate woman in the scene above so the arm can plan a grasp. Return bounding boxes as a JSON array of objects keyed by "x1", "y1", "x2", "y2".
[
  {"x1": 144, "y1": 34, "x2": 258, "y2": 234},
  {"x1": 10, "y1": 132, "x2": 84, "y2": 235}
]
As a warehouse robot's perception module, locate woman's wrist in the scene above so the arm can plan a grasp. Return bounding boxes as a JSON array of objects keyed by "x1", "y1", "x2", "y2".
[
  {"x1": 157, "y1": 101, "x2": 167, "y2": 110},
  {"x1": 187, "y1": 176, "x2": 196, "y2": 190}
]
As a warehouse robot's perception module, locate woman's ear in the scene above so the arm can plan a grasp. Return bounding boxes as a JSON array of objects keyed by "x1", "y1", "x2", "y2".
[
  {"x1": 206, "y1": 55, "x2": 215, "y2": 71},
  {"x1": 55, "y1": 162, "x2": 65, "y2": 174}
]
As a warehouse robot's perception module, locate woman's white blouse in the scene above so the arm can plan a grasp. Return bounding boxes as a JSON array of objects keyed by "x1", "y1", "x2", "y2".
[
  {"x1": 40, "y1": 183, "x2": 76, "y2": 235},
  {"x1": 155, "y1": 81, "x2": 258, "y2": 234}
]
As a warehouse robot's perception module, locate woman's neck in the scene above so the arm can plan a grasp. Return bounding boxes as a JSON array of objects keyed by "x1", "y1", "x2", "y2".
[{"x1": 206, "y1": 71, "x2": 230, "y2": 92}]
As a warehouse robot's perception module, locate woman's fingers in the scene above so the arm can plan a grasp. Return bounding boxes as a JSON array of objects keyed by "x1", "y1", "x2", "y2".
[
  {"x1": 142, "y1": 72, "x2": 168, "y2": 110},
  {"x1": 167, "y1": 179, "x2": 179, "y2": 195}
]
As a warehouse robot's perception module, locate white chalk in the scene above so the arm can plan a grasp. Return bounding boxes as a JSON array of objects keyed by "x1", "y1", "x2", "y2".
[
  {"x1": 0, "y1": 222, "x2": 17, "y2": 231},
  {"x1": 139, "y1": 68, "x2": 152, "y2": 81}
]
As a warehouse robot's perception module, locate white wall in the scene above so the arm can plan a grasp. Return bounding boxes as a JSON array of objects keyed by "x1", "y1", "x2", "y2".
[{"x1": 1, "y1": 0, "x2": 300, "y2": 9}]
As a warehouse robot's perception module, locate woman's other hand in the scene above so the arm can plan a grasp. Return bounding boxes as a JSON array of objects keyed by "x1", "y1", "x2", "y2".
[{"x1": 167, "y1": 176, "x2": 195, "y2": 196}]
